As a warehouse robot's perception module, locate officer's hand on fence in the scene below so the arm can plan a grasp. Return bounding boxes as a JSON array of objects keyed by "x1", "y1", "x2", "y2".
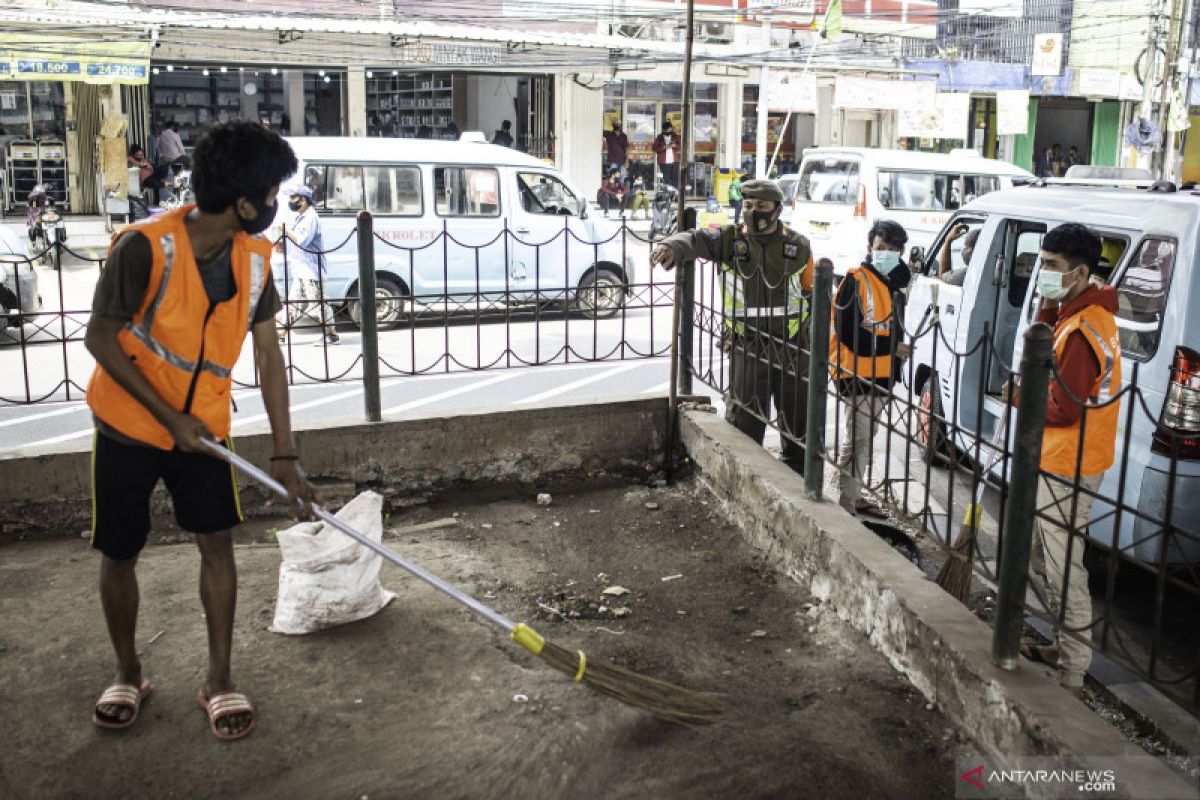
[
  {"x1": 270, "y1": 458, "x2": 321, "y2": 521},
  {"x1": 1000, "y1": 381, "x2": 1013, "y2": 404},
  {"x1": 652, "y1": 244, "x2": 677, "y2": 271},
  {"x1": 167, "y1": 412, "x2": 214, "y2": 453},
  {"x1": 895, "y1": 342, "x2": 911, "y2": 360}
]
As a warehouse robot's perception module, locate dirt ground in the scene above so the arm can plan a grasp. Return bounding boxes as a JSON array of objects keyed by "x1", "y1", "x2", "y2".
[{"x1": 0, "y1": 477, "x2": 965, "y2": 799}]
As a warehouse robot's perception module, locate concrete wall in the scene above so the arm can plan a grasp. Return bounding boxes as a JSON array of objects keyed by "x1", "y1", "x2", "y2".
[
  {"x1": 466, "y1": 75, "x2": 519, "y2": 139},
  {"x1": 0, "y1": 396, "x2": 667, "y2": 542},
  {"x1": 555, "y1": 75, "x2": 604, "y2": 198}
]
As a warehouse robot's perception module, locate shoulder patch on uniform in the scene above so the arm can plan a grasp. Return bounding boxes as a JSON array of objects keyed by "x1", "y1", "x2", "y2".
[
  {"x1": 783, "y1": 243, "x2": 799, "y2": 259},
  {"x1": 733, "y1": 238, "x2": 750, "y2": 258},
  {"x1": 703, "y1": 228, "x2": 722, "y2": 241}
]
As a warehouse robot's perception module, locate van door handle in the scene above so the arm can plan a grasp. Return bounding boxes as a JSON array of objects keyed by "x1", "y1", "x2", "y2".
[{"x1": 515, "y1": 227, "x2": 531, "y2": 235}]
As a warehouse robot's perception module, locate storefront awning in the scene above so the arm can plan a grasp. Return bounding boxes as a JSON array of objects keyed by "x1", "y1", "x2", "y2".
[{"x1": 0, "y1": 33, "x2": 151, "y2": 85}]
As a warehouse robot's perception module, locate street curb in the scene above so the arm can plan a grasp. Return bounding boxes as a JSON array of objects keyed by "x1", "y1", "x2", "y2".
[{"x1": 679, "y1": 408, "x2": 1198, "y2": 800}]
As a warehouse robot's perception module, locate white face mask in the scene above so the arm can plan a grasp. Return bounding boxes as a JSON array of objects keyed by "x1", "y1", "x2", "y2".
[
  {"x1": 872, "y1": 250, "x2": 901, "y2": 274},
  {"x1": 1037, "y1": 268, "x2": 1073, "y2": 300}
]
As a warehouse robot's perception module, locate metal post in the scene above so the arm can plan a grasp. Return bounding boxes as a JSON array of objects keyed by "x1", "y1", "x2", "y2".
[
  {"x1": 992, "y1": 323, "x2": 1054, "y2": 670},
  {"x1": 804, "y1": 258, "x2": 834, "y2": 500},
  {"x1": 356, "y1": 211, "x2": 381, "y2": 422}
]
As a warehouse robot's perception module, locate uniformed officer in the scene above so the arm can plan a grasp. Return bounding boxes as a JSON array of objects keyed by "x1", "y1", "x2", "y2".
[{"x1": 652, "y1": 178, "x2": 814, "y2": 474}]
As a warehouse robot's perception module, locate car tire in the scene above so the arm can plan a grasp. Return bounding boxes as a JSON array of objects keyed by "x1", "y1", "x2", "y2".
[
  {"x1": 348, "y1": 276, "x2": 407, "y2": 331},
  {"x1": 576, "y1": 268, "x2": 625, "y2": 320}
]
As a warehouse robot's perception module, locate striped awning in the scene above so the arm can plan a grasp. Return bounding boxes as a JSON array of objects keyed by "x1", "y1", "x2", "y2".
[{"x1": 0, "y1": 33, "x2": 151, "y2": 85}]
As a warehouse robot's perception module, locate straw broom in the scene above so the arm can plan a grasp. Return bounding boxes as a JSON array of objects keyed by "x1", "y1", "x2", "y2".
[
  {"x1": 935, "y1": 406, "x2": 1010, "y2": 602},
  {"x1": 203, "y1": 441, "x2": 723, "y2": 726}
]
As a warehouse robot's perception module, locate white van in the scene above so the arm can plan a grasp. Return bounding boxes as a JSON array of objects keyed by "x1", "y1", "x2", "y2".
[
  {"x1": 277, "y1": 137, "x2": 633, "y2": 327},
  {"x1": 904, "y1": 183, "x2": 1200, "y2": 564},
  {"x1": 782, "y1": 147, "x2": 1033, "y2": 273}
]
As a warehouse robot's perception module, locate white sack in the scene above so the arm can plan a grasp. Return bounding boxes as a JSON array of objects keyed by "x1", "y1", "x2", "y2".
[{"x1": 271, "y1": 490, "x2": 397, "y2": 635}]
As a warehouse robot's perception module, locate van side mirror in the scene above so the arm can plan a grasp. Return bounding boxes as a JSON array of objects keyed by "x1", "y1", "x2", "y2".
[{"x1": 909, "y1": 245, "x2": 925, "y2": 273}]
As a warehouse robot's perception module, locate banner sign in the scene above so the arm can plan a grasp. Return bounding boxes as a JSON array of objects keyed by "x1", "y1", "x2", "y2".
[
  {"x1": 0, "y1": 34, "x2": 151, "y2": 85},
  {"x1": 1077, "y1": 68, "x2": 1121, "y2": 98},
  {"x1": 765, "y1": 71, "x2": 818, "y2": 112},
  {"x1": 833, "y1": 77, "x2": 936, "y2": 111},
  {"x1": 997, "y1": 89, "x2": 1030, "y2": 135},
  {"x1": 1031, "y1": 33, "x2": 1063, "y2": 77},
  {"x1": 897, "y1": 92, "x2": 970, "y2": 139}
]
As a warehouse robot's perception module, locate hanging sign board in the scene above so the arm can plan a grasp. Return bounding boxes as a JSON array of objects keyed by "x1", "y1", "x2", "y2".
[
  {"x1": 0, "y1": 34, "x2": 151, "y2": 85},
  {"x1": 897, "y1": 92, "x2": 970, "y2": 139},
  {"x1": 1077, "y1": 68, "x2": 1122, "y2": 98},
  {"x1": 834, "y1": 77, "x2": 936, "y2": 111},
  {"x1": 1031, "y1": 33, "x2": 1063, "y2": 77},
  {"x1": 996, "y1": 89, "x2": 1030, "y2": 135},
  {"x1": 765, "y1": 71, "x2": 818, "y2": 112}
]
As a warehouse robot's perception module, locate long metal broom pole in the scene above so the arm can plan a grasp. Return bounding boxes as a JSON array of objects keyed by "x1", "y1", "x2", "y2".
[{"x1": 201, "y1": 440, "x2": 517, "y2": 633}]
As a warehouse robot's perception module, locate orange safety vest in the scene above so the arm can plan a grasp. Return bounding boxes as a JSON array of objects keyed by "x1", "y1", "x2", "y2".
[
  {"x1": 87, "y1": 206, "x2": 272, "y2": 450},
  {"x1": 828, "y1": 264, "x2": 894, "y2": 382},
  {"x1": 1041, "y1": 304, "x2": 1122, "y2": 477}
]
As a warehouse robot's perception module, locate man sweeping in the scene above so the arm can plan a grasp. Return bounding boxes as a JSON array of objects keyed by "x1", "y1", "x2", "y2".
[{"x1": 85, "y1": 121, "x2": 319, "y2": 740}]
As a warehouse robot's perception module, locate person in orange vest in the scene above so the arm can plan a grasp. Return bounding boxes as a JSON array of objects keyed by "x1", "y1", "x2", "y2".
[
  {"x1": 1007, "y1": 223, "x2": 1120, "y2": 697},
  {"x1": 829, "y1": 219, "x2": 912, "y2": 517},
  {"x1": 84, "y1": 121, "x2": 318, "y2": 740}
]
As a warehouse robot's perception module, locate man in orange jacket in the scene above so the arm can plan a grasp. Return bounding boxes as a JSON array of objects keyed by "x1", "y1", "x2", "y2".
[
  {"x1": 1010, "y1": 223, "x2": 1121, "y2": 697},
  {"x1": 85, "y1": 122, "x2": 319, "y2": 739}
]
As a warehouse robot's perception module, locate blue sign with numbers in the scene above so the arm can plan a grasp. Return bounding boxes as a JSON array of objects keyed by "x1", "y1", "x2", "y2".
[
  {"x1": 17, "y1": 60, "x2": 81, "y2": 76},
  {"x1": 87, "y1": 63, "x2": 147, "y2": 79}
]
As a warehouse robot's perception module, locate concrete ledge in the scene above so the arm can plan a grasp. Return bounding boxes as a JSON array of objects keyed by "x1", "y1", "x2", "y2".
[
  {"x1": 680, "y1": 408, "x2": 1197, "y2": 800},
  {"x1": 0, "y1": 396, "x2": 668, "y2": 541}
]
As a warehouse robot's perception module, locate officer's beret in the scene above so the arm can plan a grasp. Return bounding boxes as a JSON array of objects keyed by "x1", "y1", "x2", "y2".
[{"x1": 739, "y1": 179, "x2": 785, "y2": 202}]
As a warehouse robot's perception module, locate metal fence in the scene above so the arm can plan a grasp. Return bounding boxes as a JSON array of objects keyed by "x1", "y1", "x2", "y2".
[
  {"x1": 683, "y1": 254, "x2": 1200, "y2": 710},
  {"x1": 0, "y1": 215, "x2": 674, "y2": 406}
]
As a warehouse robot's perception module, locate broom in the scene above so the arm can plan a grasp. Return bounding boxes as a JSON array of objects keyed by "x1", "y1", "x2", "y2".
[
  {"x1": 935, "y1": 405, "x2": 1010, "y2": 603},
  {"x1": 202, "y1": 440, "x2": 723, "y2": 726}
]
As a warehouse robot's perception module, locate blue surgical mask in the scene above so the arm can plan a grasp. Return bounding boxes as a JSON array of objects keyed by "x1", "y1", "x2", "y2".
[
  {"x1": 1037, "y1": 268, "x2": 1071, "y2": 300},
  {"x1": 872, "y1": 250, "x2": 901, "y2": 274}
]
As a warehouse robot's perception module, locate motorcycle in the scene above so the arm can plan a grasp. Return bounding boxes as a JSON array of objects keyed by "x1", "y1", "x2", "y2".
[
  {"x1": 160, "y1": 165, "x2": 192, "y2": 210},
  {"x1": 648, "y1": 183, "x2": 679, "y2": 241},
  {"x1": 26, "y1": 185, "x2": 66, "y2": 268}
]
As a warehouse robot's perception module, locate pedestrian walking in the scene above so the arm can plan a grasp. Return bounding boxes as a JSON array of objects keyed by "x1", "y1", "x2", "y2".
[
  {"x1": 84, "y1": 121, "x2": 319, "y2": 741},
  {"x1": 728, "y1": 172, "x2": 744, "y2": 226},
  {"x1": 653, "y1": 120, "x2": 682, "y2": 190},
  {"x1": 829, "y1": 219, "x2": 913, "y2": 517},
  {"x1": 1008, "y1": 223, "x2": 1120, "y2": 698},
  {"x1": 278, "y1": 185, "x2": 338, "y2": 345},
  {"x1": 652, "y1": 179, "x2": 814, "y2": 474},
  {"x1": 598, "y1": 170, "x2": 628, "y2": 218},
  {"x1": 603, "y1": 121, "x2": 630, "y2": 183}
]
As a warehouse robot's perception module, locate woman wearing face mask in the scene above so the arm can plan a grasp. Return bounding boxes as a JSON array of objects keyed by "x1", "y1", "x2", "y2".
[
  {"x1": 1006, "y1": 223, "x2": 1120, "y2": 698},
  {"x1": 650, "y1": 179, "x2": 815, "y2": 476},
  {"x1": 828, "y1": 219, "x2": 913, "y2": 518}
]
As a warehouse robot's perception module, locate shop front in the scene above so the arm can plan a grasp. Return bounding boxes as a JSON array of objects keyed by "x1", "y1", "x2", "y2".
[{"x1": 0, "y1": 32, "x2": 150, "y2": 212}]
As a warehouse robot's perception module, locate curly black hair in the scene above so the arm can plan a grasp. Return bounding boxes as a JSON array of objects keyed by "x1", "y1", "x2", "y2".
[
  {"x1": 868, "y1": 218, "x2": 908, "y2": 248},
  {"x1": 191, "y1": 121, "x2": 297, "y2": 214},
  {"x1": 1042, "y1": 223, "x2": 1102, "y2": 273}
]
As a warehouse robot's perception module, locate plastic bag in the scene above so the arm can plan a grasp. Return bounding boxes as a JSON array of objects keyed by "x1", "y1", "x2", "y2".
[{"x1": 271, "y1": 490, "x2": 396, "y2": 635}]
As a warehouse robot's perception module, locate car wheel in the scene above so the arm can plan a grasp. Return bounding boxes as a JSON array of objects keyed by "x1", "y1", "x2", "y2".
[
  {"x1": 917, "y1": 375, "x2": 953, "y2": 466},
  {"x1": 576, "y1": 269, "x2": 625, "y2": 320},
  {"x1": 349, "y1": 276, "x2": 407, "y2": 331}
]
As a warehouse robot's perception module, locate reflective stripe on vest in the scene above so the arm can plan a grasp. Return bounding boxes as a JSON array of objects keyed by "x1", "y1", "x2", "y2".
[
  {"x1": 827, "y1": 265, "x2": 894, "y2": 381},
  {"x1": 1041, "y1": 305, "x2": 1122, "y2": 477},
  {"x1": 721, "y1": 266, "x2": 808, "y2": 338},
  {"x1": 87, "y1": 206, "x2": 271, "y2": 450}
]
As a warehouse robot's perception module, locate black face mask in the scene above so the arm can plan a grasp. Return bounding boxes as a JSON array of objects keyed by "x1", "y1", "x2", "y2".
[
  {"x1": 238, "y1": 194, "x2": 276, "y2": 235},
  {"x1": 746, "y1": 208, "x2": 779, "y2": 235},
  {"x1": 287, "y1": 199, "x2": 303, "y2": 212}
]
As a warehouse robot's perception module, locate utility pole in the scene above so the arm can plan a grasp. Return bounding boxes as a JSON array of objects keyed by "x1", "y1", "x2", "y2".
[
  {"x1": 755, "y1": 16, "x2": 772, "y2": 179},
  {"x1": 1162, "y1": 0, "x2": 1197, "y2": 181},
  {"x1": 1156, "y1": 0, "x2": 1185, "y2": 178},
  {"x1": 1138, "y1": 0, "x2": 1166, "y2": 171}
]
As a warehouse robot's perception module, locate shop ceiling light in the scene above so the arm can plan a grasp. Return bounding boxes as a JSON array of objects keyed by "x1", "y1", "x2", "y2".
[
  {"x1": 221, "y1": 66, "x2": 228, "y2": 73},
  {"x1": 166, "y1": 64, "x2": 173, "y2": 71},
  {"x1": 367, "y1": 71, "x2": 374, "y2": 78},
  {"x1": 271, "y1": 68, "x2": 279, "y2": 75},
  {"x1": 323, "y1": 75, "x2": 330, "y2": 83},
  {"x1": 203, "y1": 68, "x2": 210, "y2": 76}
]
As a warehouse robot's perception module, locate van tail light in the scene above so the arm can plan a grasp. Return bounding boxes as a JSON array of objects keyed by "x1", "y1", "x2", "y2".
[
  {"x1": 1152, "y1": 346, "x2": 1200, "y2": 459},
  {"x1": 853, "y1": 183, "x2": 867, "y2": 217}
]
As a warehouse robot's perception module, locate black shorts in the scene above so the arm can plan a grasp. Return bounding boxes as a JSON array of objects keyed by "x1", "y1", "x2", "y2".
[{"x1": 90, "y1": 431, "x2": 243, "y2": 560}]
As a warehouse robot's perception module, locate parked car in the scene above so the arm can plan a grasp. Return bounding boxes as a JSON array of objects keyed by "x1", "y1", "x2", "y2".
[
  {"x1": 903, "y1": 180, "x2": 1200, "y2": 564},
  {"x1": 275, "y1": 137, "x2": 634, "y2": 327},
  {"x1": 0, "y1": 225, "x2": 40, "y2": 335},
  {"x1": 782, "y1": 147, "x2": 1033, "y2": 274}
]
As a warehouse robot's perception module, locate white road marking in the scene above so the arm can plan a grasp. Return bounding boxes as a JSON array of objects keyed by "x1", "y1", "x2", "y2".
[
  {"x1": 518, "y1": 361, "x2": 647, "y2": 405},
  {"x1": 0, "y1": 404, "x2": 88, "y2": 428},
  {"x1": 641, "y1": 381, "x2": 671, "y2": 394},
  {"x1": 384, "y1": 370, "x2": 522, "y2": 415}
]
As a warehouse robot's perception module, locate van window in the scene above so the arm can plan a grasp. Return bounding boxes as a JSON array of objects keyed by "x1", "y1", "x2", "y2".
[
  {"x1": 797, "y1": 159, "x2": 859, "y2": 204},
  {"x1": 517, "y1": 172, "x2": 579, "y2": 216},
  {"x1": 878, "y1": 171, "x2": 952, "y2": 211},
  {"x1": 436, "y1": 167, "x2": 500, "y2": 217},
  {"x1": 303, "y1": 165, "x2": 327, "y2": 207},
  {"x1": 365, "y1": 166, "x2": 422, "y2": 216},
  {"x1": 326, "y1": 166, "x2": 365, "y2": 211},
  {"x1": 1114, "y1": 238, "x2": 1175, "y2": 361},
  {"x1": 962, "y1": 175, "x2": 1000, "y2": 204}
]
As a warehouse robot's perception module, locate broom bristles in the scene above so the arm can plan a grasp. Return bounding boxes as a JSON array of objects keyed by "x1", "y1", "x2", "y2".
[
  {"x1": 536, "y1": 639, "x2": 724, "y2": 726},
  {"x1": 936, "y1": 521, "x2": 977, "y2": 604}
]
